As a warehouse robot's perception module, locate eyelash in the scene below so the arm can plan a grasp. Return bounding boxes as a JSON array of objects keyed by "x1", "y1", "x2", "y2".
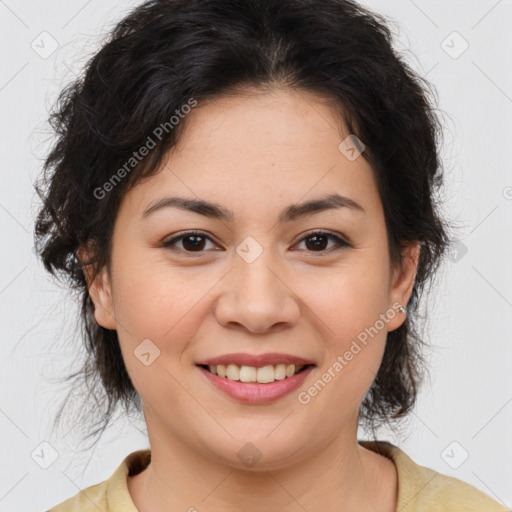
[{"x1": 161, "y1": 230, "x2": 350, "y2": 255}]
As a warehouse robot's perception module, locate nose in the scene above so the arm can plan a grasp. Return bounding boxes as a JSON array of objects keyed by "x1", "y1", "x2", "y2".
[{"x1": 214, "y1": 251, "x2": 301, "y2": 334}]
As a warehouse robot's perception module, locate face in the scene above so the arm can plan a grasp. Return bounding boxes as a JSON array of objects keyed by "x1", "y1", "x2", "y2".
[{"x1": 83, "y1": 87, "x2": 419, "y2": 470}]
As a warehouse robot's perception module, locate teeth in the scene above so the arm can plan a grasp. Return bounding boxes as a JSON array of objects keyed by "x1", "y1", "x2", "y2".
[
  {"x1": 226, "y1": 364, "x2": 240, "y2": 381},
  {"x1": 240, "y1": 365, "x2": 257, "y2": 382},
  {"x1": 257, "y1": 365, "x2": 275, "y2": 383},
  {"x1": 204, "y1": 363, "x2": 306, "y2": 383},
  {"x1": 274, "y1": 364, "x2": 287, "y2": 380}
]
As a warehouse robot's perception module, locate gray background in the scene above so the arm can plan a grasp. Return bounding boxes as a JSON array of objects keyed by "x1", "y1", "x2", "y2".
[{"x1": 1, "y1": 0, "x2": 511, "y2": 510}]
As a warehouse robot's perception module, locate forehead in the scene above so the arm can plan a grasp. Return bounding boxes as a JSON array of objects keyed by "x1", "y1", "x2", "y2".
[{"x1": 116, "y1": 87, "x2": 382, "y2": 225}]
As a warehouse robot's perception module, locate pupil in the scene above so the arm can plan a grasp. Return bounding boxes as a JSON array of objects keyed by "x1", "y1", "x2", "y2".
[
  {"x1": 183, "y1": 235, "x2": 205, "y2": 251},
  {"x1": 306, "y1": 235, "x2": 327, "y2": 251}
]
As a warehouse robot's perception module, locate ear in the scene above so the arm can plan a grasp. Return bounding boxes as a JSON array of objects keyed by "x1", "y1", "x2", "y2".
[
  {"x1": 78, "y1": 245, "x2": 117, "y2": 330},
  {"x1": 386, "y1": 242, "x2": 421, "y2": 332}
]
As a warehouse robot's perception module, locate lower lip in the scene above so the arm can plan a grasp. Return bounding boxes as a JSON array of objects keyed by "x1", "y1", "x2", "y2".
[{"x1": 197, "y1": 365, "x2": 315, "y2": 404}]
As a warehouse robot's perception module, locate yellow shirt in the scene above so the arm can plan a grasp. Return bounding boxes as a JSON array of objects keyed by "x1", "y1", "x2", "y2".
[{"x1": 48, "y1": 440, "x2": 507, "y2": 511}]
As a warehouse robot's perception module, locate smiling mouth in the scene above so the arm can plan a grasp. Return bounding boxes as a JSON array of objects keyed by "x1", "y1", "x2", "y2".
[{"x1": 198, "y1": 363, "x2": 314, "y2": 384}]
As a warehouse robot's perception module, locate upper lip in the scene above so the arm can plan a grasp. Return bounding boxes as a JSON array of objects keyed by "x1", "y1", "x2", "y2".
[{"x1": 197, "y1": 352, "x2": 315, "y2": 367}]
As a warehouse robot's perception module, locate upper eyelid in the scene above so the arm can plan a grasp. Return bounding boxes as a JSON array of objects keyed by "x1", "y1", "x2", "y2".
[
  {"x1": 292, "y1": 231, "x2": 350, "y2": 250},
  {"x1": 163, "y1": 230, "x2": 350, "y2": 250},
  {"x1": 164, "y1": 230, "x2": 216, "y2": 246}
]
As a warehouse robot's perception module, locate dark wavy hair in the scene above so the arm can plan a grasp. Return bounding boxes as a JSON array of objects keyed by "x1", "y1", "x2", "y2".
[{"x1": 34, "y1": 0, "x2": 451, "y2": 447}]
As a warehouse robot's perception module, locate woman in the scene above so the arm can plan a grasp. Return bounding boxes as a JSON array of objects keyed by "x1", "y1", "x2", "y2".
[{"x1": 34, "y1": 0, "x2": 507, "y2": 510}]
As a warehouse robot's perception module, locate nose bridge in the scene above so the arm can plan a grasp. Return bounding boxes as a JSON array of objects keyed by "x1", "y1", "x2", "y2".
[
  {"x1": 235, "y1": 238, "x2": 283, "y2": 305},
  {"x1": 214, "y1": 236, "x2": 300, "y2": 332}
]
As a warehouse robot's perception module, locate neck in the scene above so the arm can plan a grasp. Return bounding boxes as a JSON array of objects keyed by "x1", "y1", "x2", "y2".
[{"x1": 128, "y1": 410, "x2": 397, "y2": 512}]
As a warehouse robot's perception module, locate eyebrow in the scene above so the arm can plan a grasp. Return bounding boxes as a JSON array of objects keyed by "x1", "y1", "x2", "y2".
[{"x1": 141, "y1": 193, "x2": 365, "y2": 223}]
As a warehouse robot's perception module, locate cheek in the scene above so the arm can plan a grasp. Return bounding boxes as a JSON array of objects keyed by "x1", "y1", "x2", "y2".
[
  {"x1": 306, "y1": 255, "x2": 390, "y2": 394},
  {"x1": 308, "y1": 254, "x2": 391, "y2": 339},
  {"x1": 109, "y1": 252, "x2": 219, "y2": 384},
  {"x1": 111, "y1": 250, "x2": 211, "y2": 341},
  {"x1": 110, "y1": 260, "x2": 203, "y2": 414}
]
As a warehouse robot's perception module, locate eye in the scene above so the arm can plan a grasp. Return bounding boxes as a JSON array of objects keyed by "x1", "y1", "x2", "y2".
[
  {"x1": 294, "y1": 231, "x2": 350, "y2": 253},
  {"x1": 161, "y1": 230, "x2": 350, "y2": 255},
  {"x1": 161, "y1": 230, "x2": 219, "y2": 253}
]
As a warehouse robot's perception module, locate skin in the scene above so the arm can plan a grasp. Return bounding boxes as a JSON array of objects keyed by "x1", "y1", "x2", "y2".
[{"x1": 81, "y1": 86, "x2": 420, "y2": 512}]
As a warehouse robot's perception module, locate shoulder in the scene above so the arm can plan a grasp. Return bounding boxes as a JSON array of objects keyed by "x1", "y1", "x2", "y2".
[
  {"x1": 48, "y1": 479, "x2": 109, "y2": 512},
  {"x1": 47, "y1": 449, "x2": 151, "y2": 512},
  {"x1": 359, "y1": 440, "x2": 508, "y2": 511}
]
